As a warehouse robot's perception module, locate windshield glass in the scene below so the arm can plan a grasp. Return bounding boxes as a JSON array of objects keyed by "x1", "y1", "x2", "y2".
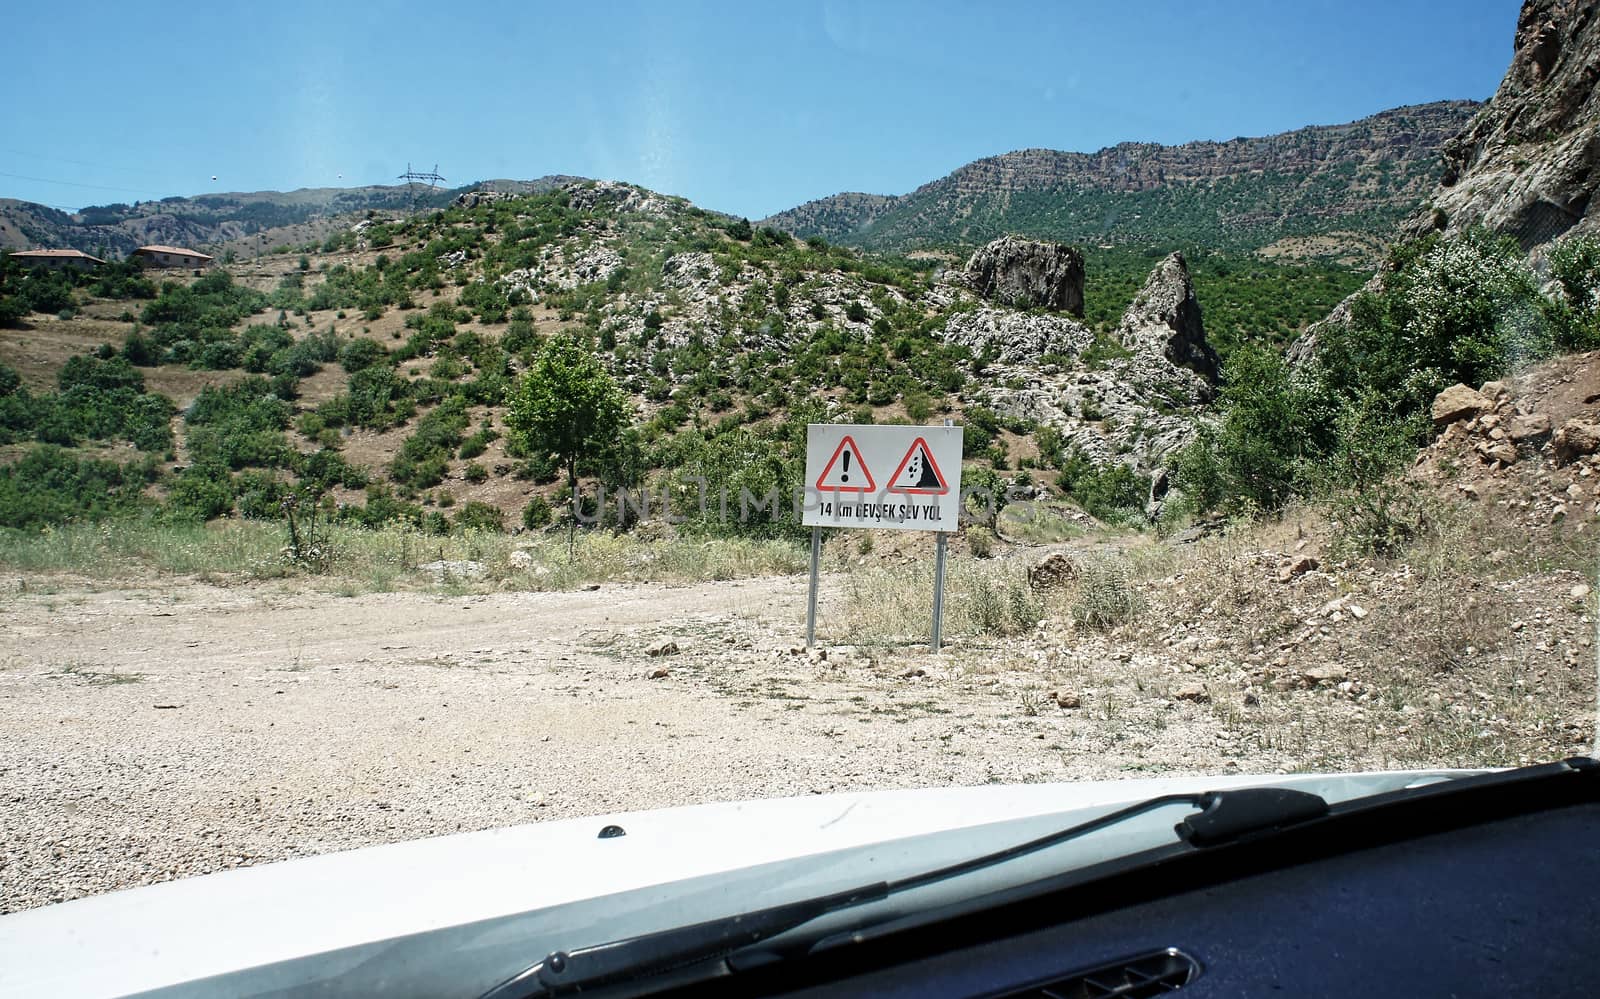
[{"x1": 1, "y1": 0, "x2": 1595, "y2": 967}]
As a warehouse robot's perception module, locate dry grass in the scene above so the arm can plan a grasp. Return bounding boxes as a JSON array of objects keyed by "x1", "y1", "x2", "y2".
[{"x1": 0, "y1": 518, "x2": 808, "y2": 592}]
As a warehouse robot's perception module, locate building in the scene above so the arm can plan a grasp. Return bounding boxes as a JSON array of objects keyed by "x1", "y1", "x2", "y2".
[
  {"x1": 7, "y1": 248, "x2": 106, "y2": 272},
  {"x1": 130, "y1": 245, "x2": 214, "y2": 269}
]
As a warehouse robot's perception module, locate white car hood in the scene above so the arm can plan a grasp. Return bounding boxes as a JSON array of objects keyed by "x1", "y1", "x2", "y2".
[{"x1": 0, "y1": 770, "x2": 1468, "y2": 998}]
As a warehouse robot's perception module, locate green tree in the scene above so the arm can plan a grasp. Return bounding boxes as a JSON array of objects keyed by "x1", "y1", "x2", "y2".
[{"x1": 505, "y1": 334, "x2": 629, "y2": 553}]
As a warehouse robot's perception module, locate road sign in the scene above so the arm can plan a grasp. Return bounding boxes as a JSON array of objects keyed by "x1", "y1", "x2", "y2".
[
  {"x1": 803, "y1": 424, "x2": 963, "y2": 533},
  {"x1": 813, "y1": 435, "x2": 876, "y2": 492},
  {"x1": 886, "y1": 436, "x2": 950, "y2": 495}
]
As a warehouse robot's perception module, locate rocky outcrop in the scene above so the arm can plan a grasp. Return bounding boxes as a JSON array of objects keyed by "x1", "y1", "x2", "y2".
[
  {"x1": 1117, "y1": 252, "x2": 1220, "y2": 385},
  {"x1": 939, "y1": 307, "x2": 1094, "y2": 365},
  {"x1": 958, "y1": 236, "x2": 1085, "y2": 315},
  {"x1": 964, "y1": 252, "x2": 1222, "y2": 472},
  {"x1": 1403, "y1": 0, "x2": 1600, "y2": 250}
]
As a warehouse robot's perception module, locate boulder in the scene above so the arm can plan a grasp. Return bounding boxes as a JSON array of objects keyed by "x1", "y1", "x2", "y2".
[
  {"x1": 960, "y1": 236, "x2": 1085, "y2": 315},
  {"x1": 1553, "y1": 419, "x2": 1600, "y2": 463},
  {"x1": 1117, "y1": 252, "x2": 1219, "y2": 385},
  {"x1": 1476, "y1": 440, "x2": 1520, "y2": 466},
  {"x1": 1278, "y1": 555, "x2": 1320, "y2": 583},
  {"x1": 1431, "y1": 384, "x2": 1491, "y2": 426},
  {"x1": 1028, "y1": 552, "x2": 1076, "y2": 590},
  {"x1": 1480, "y1": 379, "x2": 1513, "y2": 401},
  {"x1": 1508, "y1": 412, "x2": 1553, "y2": 444}
]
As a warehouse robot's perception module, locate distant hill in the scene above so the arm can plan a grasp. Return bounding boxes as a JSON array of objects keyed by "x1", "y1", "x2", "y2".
[
  {"x1": 762, "y1": 101, "x2": 1479, "y2": 255},
  {"x1": 0, "y1": 177, "x2": 587, "y2": 259}
]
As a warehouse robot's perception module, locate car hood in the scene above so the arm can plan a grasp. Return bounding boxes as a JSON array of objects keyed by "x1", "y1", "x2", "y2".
[{"x1": 0, "y1": 770, "x2": 1474, "y2": 998}]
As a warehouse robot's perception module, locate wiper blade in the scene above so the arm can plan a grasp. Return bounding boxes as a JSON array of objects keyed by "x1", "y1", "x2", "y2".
[
  {"x1": 479, "y1": 882, "x2": 888, "y2": 999},
  {"x1": 481, "y1": 788, "x2": 1331, "y2": 998}
]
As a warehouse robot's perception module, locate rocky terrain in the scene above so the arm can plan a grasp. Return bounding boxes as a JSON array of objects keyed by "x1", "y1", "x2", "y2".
[
  {"x1": 1404, "y1": 0, "x2": 1600, "y2": 249},
  {"x1": 962, "y1": 250, "x2": 1218, "y2": 469},
  {"x1": 764, "y1": 102, "x2": 1478, "y2": 254},
  {"x1": 1292, "y1": 0, "x2": 1599, "y2": 367}
]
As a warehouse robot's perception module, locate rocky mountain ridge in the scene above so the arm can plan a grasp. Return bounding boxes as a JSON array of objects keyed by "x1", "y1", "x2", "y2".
[
  {"x1": 1402, "y1": 0, "x2": 1599, "y2": 249},
  {"x1": 764, "y1": 101, "x2": 1479, "y2": 254}
]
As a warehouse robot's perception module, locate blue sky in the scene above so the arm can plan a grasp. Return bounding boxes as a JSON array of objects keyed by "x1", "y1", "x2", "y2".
[{"x1": 4, "y1": 0, "x2": 1520, "y2": 219}]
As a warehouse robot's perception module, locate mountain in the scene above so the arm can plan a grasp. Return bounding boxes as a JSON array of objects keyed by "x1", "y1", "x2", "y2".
[
  {"x1": 762, "y1": 101, "x2": 1479, "y2": 255},
  {"x1": 0, "y1": 177, "x2": 586, "y2": 259},
  {"x1": 1400, "y1": 0, "x2": 1599, "y2": 249}
]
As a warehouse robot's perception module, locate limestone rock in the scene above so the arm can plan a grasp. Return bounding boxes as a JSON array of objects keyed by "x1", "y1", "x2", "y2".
[
  {"x1": 939, "y1": 307, "x2": 1093, "y2": 365},
  {"x1": 1278, "y1": 555, "x2": 1320, "y2": 583},
  {"x1": 1431, "y1": 384, "x2": 1491, "y2": 426},
  {"x1": 1174, "y1": 682, "x2": 1209, "y2": 703},
  {"x1": 1476, "y1": 440, "x2": 1521, "y2": 466},
  {"x1": 1116, "y1": 252, "x2": 1219, "y2": 385},
  {"x1": 960, "y1": 236, "x2": 1085, "y2": 315},
  {"x1": 1509, "y1": 412, "x2": 1554, "y2": 444},
  {"x1": 1553, "y1": 419, "x2": 1600, "y2": 462},
  {"x1": 1400, "y1": 0, "x2": 1600, "y2": 251},
  {"x1": 1302, "y1": 664, "x2": 1348, "y2": 687}
]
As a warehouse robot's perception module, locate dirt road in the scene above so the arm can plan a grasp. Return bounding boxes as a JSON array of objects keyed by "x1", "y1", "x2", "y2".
[
  {"x1": 0, "y1": 573, "x2": 1163, "y2": 912},
  {"x1": 4, "y1": 561, "x2": 1591, "y2": 914}
]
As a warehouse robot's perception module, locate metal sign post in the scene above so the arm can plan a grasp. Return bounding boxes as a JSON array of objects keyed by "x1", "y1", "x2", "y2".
[
  {"x1": 930, "y1": 417, "x2": 953, "y2": 653},
  {"x1": 806, "y1": 526, "x2": 821, "y2": 650},
  {"x1": 801, "y1": 422, "x2": 963, "y2": 653}
]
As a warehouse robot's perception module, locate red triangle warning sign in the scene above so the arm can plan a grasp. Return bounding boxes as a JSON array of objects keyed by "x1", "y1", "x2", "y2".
[
  {"x1": 814, "y1": 435, "x2": 876, "y2": 492},
  {"x1": 885, "y1": 437, "x2": 950, "y2": 495}
]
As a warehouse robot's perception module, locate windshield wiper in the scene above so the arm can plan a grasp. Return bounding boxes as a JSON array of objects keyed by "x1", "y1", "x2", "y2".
[{"x1": 479, "y1": 787, "x2": 1328, "y2": 998}]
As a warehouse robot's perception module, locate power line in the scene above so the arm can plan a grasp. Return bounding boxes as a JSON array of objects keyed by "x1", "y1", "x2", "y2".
[
  {"x1": 0, "y1": 169, "x2": 173, "y2": 199},
  {"x1": 0, "y1": 147, "x2": 173, "y2": 181}
]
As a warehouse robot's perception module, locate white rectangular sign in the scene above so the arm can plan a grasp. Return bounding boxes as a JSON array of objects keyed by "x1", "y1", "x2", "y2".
[{"x1": 803, "y1": 424, "x2": 964, "y2": 532}]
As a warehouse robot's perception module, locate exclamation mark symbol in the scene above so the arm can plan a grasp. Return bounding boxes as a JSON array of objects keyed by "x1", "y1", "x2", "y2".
[{"x1": 840, "y1": 451, "x2": 851, "y2": 483}]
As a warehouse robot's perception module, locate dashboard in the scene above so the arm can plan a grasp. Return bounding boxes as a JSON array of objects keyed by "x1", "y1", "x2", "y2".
[{"x1": 746, "y1": 802, "x2": 1600, "y2": 998}]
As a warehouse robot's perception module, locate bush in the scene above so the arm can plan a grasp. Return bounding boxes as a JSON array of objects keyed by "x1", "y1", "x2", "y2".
[
  {"x1": 522, "y1": 495, "x2": 553, "y2": 529},
  {"x1": 1175, "y1": 345, "x2": 1320, "y2": 517},
  {"x1": 390, "y1": 397, "x2": 470, "y2": 488},
  {"x1": 0, "y1": 446, "x2": 155, "y2": 529},
  {"x1": 452, "y1": 501, "x2": 503, "y2": 533},
  {"x1": 1055, "y1": 454, "x2": 1148, "y2": 525},
  {"x1": 338, "y1": 338, "x2": 388, "y2": 373},
  {"x1": 1317, "y1": 230, "x2": 1548, "y2": 420}
]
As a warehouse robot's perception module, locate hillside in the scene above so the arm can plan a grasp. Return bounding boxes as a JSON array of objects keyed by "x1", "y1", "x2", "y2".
[
  {"x1": 2, "y1": 180, "x2": 1237, "y2": 537},
  {"x1": 763, "y1": 101, "x2": 1478, "y2": 255},
  {"x1": 0, "y1": 176, "x2": 586, "y2": 260}
]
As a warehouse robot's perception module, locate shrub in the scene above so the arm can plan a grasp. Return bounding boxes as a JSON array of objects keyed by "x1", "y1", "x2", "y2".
[
  {"x1": 522, "y1": 495, "x2": 553, "y2": 529},
  {"x1": 452, "y1": 501, "x2": 503, "y2": 533},
  {"x1": 338, "y1": 338, "x2": 388, "y2": 373},
  {"x1": 0, "y1": 446, "x2": 154, "y2": 529}
]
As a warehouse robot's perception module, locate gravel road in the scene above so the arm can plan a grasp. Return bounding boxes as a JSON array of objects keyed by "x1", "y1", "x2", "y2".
[{"x1": 0, "y1": 573, "x2": 1192, "y2": 913}]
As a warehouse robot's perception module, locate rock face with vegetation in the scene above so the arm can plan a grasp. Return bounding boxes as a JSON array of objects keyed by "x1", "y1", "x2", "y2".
[
  {"x1": 957, "y1": 236, "x2": 1085, "y2": 315},
  {"x1": 1404, "y1": 0, "x2": 1599, "y2": 249},
  {"x1": 1116, "y1": 252, "x2": 1219, "y2": 384},
  {"x1": 968, "y1": 254, "x2": 1220, "y2": 472},
  {"x1": 763, "y1": 102, "x2": 1477, "y2": 254}
]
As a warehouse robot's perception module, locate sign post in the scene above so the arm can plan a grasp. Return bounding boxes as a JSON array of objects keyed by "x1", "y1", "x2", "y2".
[
  {"x1": 806, "y1": 526, "x2": 821, "y2": 650},
  {"x1": 802, "y1": 423, "x2": 964, "y2": 652}
]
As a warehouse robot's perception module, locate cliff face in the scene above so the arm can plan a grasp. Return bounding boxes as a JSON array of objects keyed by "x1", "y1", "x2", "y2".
[
  {"x1": 1404, "y1": 0, "x2": 1600, "y2": 249},
  {"x1": 764, "y1": 102, "x2": 1478, "y2": 252}
]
